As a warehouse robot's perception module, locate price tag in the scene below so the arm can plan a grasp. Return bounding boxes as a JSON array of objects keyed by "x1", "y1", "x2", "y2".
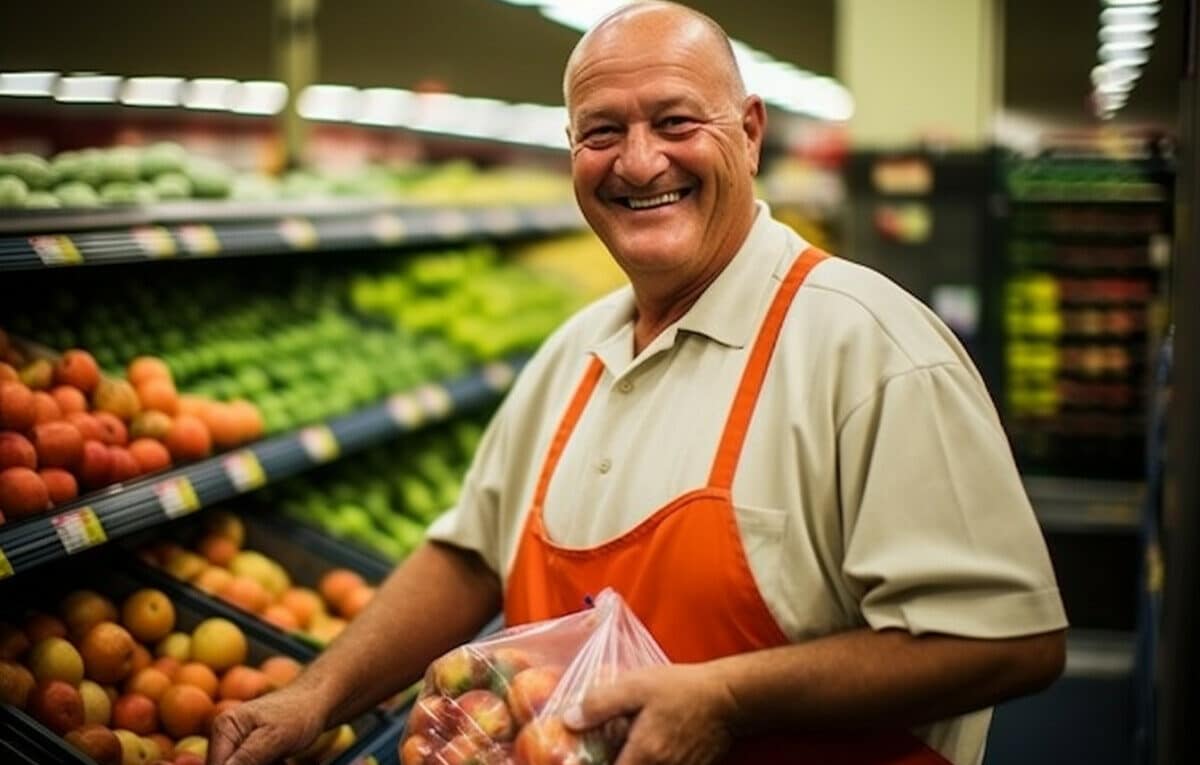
[
  {"x1": 131, "y1": 225, "x2": 177, "y2": 258},
  {"x1": 0, "y1": 548, "x2": 13, "y2": 580},
  {"x1": 481, "y1": 207, "x2": 521, "y2": 235},
  {"x1": 29, "y1": 235, "x2": 83, "y2": 266},
  {"x1": 417, "y1": 384, "x2": 453, "y2": 418},
  {"x1": 387, "y1": 393, "x2": 424, "y2": 428},
  {"x1": 155, "y1": 476, "x2": 201, "y2": 519},
  {"x1": 531, "y1": 206, "x2": 566, "y2": 229},
  {"x1": 431, "y1": 209, "x2": 470, "y2": 238},
  {"x1": 482, "y1": 362, "x2": 515, "y2": 391},
  {"x1": 52, "y1": 507, "x2": 107, "y2": 555},
  {"x1": 222, "y1": 450, "x2": 266, "y2": 492},
  {"x1": 370, "y1": 213, "x2": 407, "y2": 244},
  {"x1": 176, "y1": 224, "x2": 221, "y2": 256},
  {"x1": 299, "y1": 425, "x2": 340, "y2": 463},
  {"x1": 278, "y1": 218, "x2": 319, "y2": 250}
]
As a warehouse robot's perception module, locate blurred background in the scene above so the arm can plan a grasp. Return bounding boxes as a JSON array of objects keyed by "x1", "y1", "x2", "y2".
[{"x1": 0, "y1": 2, "x2": 1196, "y2": 764}]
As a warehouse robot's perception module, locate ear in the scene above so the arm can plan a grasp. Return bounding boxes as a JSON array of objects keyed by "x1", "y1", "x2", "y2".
[{"x1": 741, "y1": 95, "x2": 767, "y2": 176}]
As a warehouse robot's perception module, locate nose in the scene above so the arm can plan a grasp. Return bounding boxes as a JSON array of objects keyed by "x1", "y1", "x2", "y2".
[{"x1": 613, "y1": 124, "x2": 669, "y2": 188}]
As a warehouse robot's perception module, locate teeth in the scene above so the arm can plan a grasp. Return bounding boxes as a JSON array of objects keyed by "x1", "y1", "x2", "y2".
[{"x1": 626, "y1": 191, "x2": 682, "y2": 209}]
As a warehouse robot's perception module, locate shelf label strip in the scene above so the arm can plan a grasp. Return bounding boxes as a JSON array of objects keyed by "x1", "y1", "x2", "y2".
[
  {"x1": 278, "y1": 218, "x2": 319, "y2": 250},
  {"x1": 132, "y1": 225, "x2": 178, "y2": 258},
  {"x1": 156, "y1": 476, "x2": 201, "y2": 519},
  {"x1": 481, "y1": 362, "x2": 515, "y2": 391},
  {"x1": 0, "y1": 548, "x2": 12, "y2": 579},
  {"x1": 52, "y1": 507, "x2": 107, "y2": 555},
  {"x1": 299, "y1": 425, "x2": 340, "y2": 463},
  {"x1": 387, "y1": 393, "x2": 424, "y2": 428},
  {"x1": 223, "y1": 450, "x2": 266, "y2": 492},
  {"x1": 176, "y1": 224, "x2": 221, "y2": 256},
  {"x1": 29, "y1": 235, "x2": 83, "y2": 266},
  {"x1": 370, "y1": 213, "x2": 407, "y2": 244}
]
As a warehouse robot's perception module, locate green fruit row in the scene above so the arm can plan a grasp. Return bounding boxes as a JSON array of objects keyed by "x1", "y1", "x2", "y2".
[
  {"x1": 260, "y1": 416, "x2": 486, "y2": 561},
  {"x1": 0, "y1": 144, "x2": 233, "y2": 208}
]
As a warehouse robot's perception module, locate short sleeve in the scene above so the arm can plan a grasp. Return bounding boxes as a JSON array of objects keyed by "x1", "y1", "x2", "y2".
[{"x1": 838, "y1": 363, "x2": 1068, "y2": 638}]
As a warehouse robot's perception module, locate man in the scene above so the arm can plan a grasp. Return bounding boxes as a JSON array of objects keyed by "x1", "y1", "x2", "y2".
[{"x1": 209, "y1": 4, "x2": 1067, "y2": 764}]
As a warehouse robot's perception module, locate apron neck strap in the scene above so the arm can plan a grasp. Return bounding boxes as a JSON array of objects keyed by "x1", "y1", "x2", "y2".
[{"x1": 708, "y1": 247, "x2": 829, "y2": 491}]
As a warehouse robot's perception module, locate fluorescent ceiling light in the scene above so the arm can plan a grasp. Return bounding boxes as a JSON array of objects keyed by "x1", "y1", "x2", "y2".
[
  {"x1": 355, "y1": 87, "x2": 415, "y2": 127},
  {"x1": 1102, "y1": 0, "x2": 1160, "y2": 6},
  {"x1": 121, "y1": 76, "x2": 183, "y2": 107},
  {"x1": 229, "y1": 80, "x2": 288, "y2": 115},
  {"x1": 183, "y1": 78, "x2": 237, "y2": 110},
  {"x1": 56, "y1": 74, "x2": 121, "y2": 103},
  {"x1": 0, "y1": 71, "x2": 58, "y2": 97},
  {"x1": 298, "y1": 84, "x2": 361, "y2": 121}
]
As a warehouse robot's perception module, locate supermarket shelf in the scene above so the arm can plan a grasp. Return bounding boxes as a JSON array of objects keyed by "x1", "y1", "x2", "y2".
[
  {"x1": 1025, "y1": 475, "x2": 1144, "y2": 533},
  {"x1": 0, "y1": 200, "x2": 584, "y2": 270},
  {"x1": 1063, "y1": 629, "x2": 1135, "y2": 679},
  {"x1": 1009, "y1": 195, "x2": 1167, "y2": 205},
  {"x1": 0, "y1": 357, "x2": 526, "y2": 579}
]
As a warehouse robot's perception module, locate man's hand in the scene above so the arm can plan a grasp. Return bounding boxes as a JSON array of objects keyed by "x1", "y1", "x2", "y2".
[
  {"x1": 564, "y1": 664, "x2": 738, "y2": 765},
  {"x1": 207, "y1": 683, "x2": 326, "y2": 765}
]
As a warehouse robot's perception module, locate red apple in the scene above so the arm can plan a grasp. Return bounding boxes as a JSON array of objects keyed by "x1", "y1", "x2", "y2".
[
  {"x1": 454, "y1": 689, "x2": 515, "y2": 742},
  {"x1": 507, "y1": 665, "x2": 564, "y2": 726},
  {"x1": 431, "y1": 646, "x2": 490, "y2": 697}
]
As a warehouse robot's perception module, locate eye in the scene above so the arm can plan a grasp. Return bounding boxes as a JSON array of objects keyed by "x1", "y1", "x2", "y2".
[
  {"x1": 658, "y1": 115, "x2": 696, "y2": 133},
  {"x1": 580, "y1": 125, "x2": 620, "y2": 147}
]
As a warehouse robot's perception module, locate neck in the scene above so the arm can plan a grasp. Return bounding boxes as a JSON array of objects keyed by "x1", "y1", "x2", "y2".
[{"x1": 631, "y1": 273, "x2": 717, "y2": 355}]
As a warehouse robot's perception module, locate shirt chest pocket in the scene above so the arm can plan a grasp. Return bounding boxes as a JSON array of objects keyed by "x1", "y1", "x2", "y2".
[{"x1": 732, "y1": 504, "x2": 788, "y2": 590}]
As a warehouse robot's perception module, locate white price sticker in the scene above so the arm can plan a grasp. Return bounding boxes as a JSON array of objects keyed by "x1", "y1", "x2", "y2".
[
  {"x1": 300, "y1": 425, "x2": 340, "y2": 463},
  {"x1": 29, "y1": 235, "x2": 83, "y2": 266},
  {"x1": 176, "y1": 225, "x2": 221, "y2": 255},
  {"x1": 131, "y1": 225, "x2": 177, "y2": 258},
  {"x1": 370, "y1": 213, "x2": 407, "y2": 244},
  {"x1": 387, "y1": 394, "x2": 424, "y2": 428},
  {"x1": 417, "y1": 385, "x2": 453, "y2": 419},
  {"x1": 155, "y1": 476, "x2": 201, "y2": 519},
  {"x1": 482, "y1": 362, "x2": 515, "y2": 391},
  {"x1": 278, "y1": 218, "x2": 319, "y2": 250},
  {"x1": 52, "y1": 507, "x2": 107, "y2": 555},
  {"x1": 223, "y1": 450, "x2": 266, "y2": 492}
]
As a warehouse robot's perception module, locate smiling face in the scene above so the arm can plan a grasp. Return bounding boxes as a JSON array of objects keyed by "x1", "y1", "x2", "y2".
[{"x1": 565, "y1": 5, "x2": 766, "y2": 288}]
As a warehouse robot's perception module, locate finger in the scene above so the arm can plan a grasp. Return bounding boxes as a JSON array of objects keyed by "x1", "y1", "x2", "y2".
[
  {"x1": 208, "y1": 708, "x2": 254, "y2": 765},
  {"x1": 564, "y1": 678, "x2": 644, "y2": 731},
  {"x1": 223, "y1": 726, "x2": 286, "y2": 765}
]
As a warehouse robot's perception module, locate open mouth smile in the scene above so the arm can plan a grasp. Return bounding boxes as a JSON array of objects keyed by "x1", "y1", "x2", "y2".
[{"x1": 617, "y1": 188, "x2": 693, "y2": 210}]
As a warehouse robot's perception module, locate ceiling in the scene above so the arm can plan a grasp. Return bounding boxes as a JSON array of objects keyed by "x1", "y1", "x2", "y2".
[{"x1": 0, "y1": 0, "x2": 1184, "y2": 134}]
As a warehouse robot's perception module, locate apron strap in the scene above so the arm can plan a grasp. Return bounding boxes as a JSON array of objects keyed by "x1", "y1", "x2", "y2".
[
  {"x1": 532, "y1": 355, "x2": 606, "y2": 507},
  {"x1": 709, "y1": 247, "x2": 829, "y2": 490}
]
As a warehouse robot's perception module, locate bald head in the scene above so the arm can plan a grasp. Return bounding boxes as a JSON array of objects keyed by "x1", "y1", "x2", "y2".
[{"x1": 564, "y1": 1, "x2": 746, "y2": 109}]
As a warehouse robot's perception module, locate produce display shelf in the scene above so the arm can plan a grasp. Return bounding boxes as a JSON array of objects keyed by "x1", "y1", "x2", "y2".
[
  {"x1": 1024, "y1": 475, "x2": 1144, "y2": 533},
  {"x1": 1008, "y1": 195, "x2": 1168, "y2": 205},
  {"x1": 0, "y1": 200, "x2": 584, "y2": 270},
  {"x1": 0, "y1": 357, "x2": 526, "y2": 580}
]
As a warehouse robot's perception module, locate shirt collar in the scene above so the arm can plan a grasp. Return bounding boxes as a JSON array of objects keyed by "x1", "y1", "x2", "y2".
[{"x1": 675, "y1": 200, "x2": 798, "y2": 349}]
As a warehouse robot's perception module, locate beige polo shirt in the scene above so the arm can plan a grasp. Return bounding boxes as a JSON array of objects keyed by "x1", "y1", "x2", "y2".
[{"x1": 427, "y1": 202, "x2": 1067, "y2": 764}]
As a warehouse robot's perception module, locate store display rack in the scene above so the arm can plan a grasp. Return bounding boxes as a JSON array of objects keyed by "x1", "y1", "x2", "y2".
[
  {"x1": 0, "y1": 357, "x2": 525, "y2": 581},
  {"x1": 0, "y1": 199, "x2": 584, "y2": 270}
]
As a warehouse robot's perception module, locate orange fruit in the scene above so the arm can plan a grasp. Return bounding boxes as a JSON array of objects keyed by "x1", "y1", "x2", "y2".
[
  {"x1": 173, "y1": 662, "x2": 219, "y2": 699},
  {"x1": 159, "y1": 683, "x2": 214, "y2": 738},
  {"x1": 318, "y1": 569, "x2": 365, "y2": 610},
  {"x1": 78, "y1": 622, "x2": 136, "y2": 684},
  {"x1": 124, "y1": 667, "x2": 171, "y2": 701},
  {"x1": 121, "y1": 589, "x2": 176, "y2": 644},
  {"x1": 259, "y1": 656, "x2": 302, "y2": 688},
  {"x1": 126, "y1": 357, "x2": 172, "y2": 387}
]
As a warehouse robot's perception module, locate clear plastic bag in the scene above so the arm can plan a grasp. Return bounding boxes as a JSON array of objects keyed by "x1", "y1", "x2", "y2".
[{"x1": 399, "y1": 588, "x2": 668, "y2": 765}]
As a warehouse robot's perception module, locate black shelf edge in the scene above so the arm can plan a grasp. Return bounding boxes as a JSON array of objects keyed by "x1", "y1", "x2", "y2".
[
  {"x1": 1025, "y1": 475, "x2": 1144, "y2": 533},
  {"x1": 1063, "y1": 629, "x2": 1136, "y2": 679},
  {"x1": 0, "y1": 357, "x2": 527, "y2": 580},
  {"x1": 0, "y1": 201, "x2": 585, "y2": 271}
]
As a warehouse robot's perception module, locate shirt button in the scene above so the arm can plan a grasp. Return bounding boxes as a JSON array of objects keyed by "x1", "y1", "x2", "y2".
[
  {"x1": 598, "y1": 458, "x2": 612, "y2": 474},
  {"x1": 617, "y1": 379, "x2": 633, "y2": 393}
]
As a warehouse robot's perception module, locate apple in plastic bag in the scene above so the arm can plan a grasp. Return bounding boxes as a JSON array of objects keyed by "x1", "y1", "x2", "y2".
[
  {"x1": 514, "y1": 716, "x2": 612, "y2": 765},
  {"x1": 400, "y1": 732, "x2": 439, "y2": 765},
  {"x1": 455, "y1": 689, "x2": 516, "y2": 741},
  {"x1": 432, "y1": 646, "x2": 491, "y2": 697},
  {"x1": 435, "y1": 732, "x2": 513, "y2": 765},
  {"x1": 486, "y1": 647, "x2": 535, "y2": 695},
  {"x1": 506, "y1": 665, "x2": 564, "y2": 726},
  {"x1": 408, "y1": 694, "x2": 461, "y2": 740}
]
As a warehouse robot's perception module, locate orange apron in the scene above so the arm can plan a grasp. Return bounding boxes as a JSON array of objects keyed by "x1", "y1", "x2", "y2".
[{"x1": 505, "y1": 247, "x2": 952, "y2": 764}]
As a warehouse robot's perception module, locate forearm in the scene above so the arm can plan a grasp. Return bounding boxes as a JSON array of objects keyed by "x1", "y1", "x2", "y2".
[
  {"x1": 712, "y1": 627, "x2": 1066, "y2": 734},
  {"x1": 294, "y1": 541, "x2": 502, "y2": 726}
]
